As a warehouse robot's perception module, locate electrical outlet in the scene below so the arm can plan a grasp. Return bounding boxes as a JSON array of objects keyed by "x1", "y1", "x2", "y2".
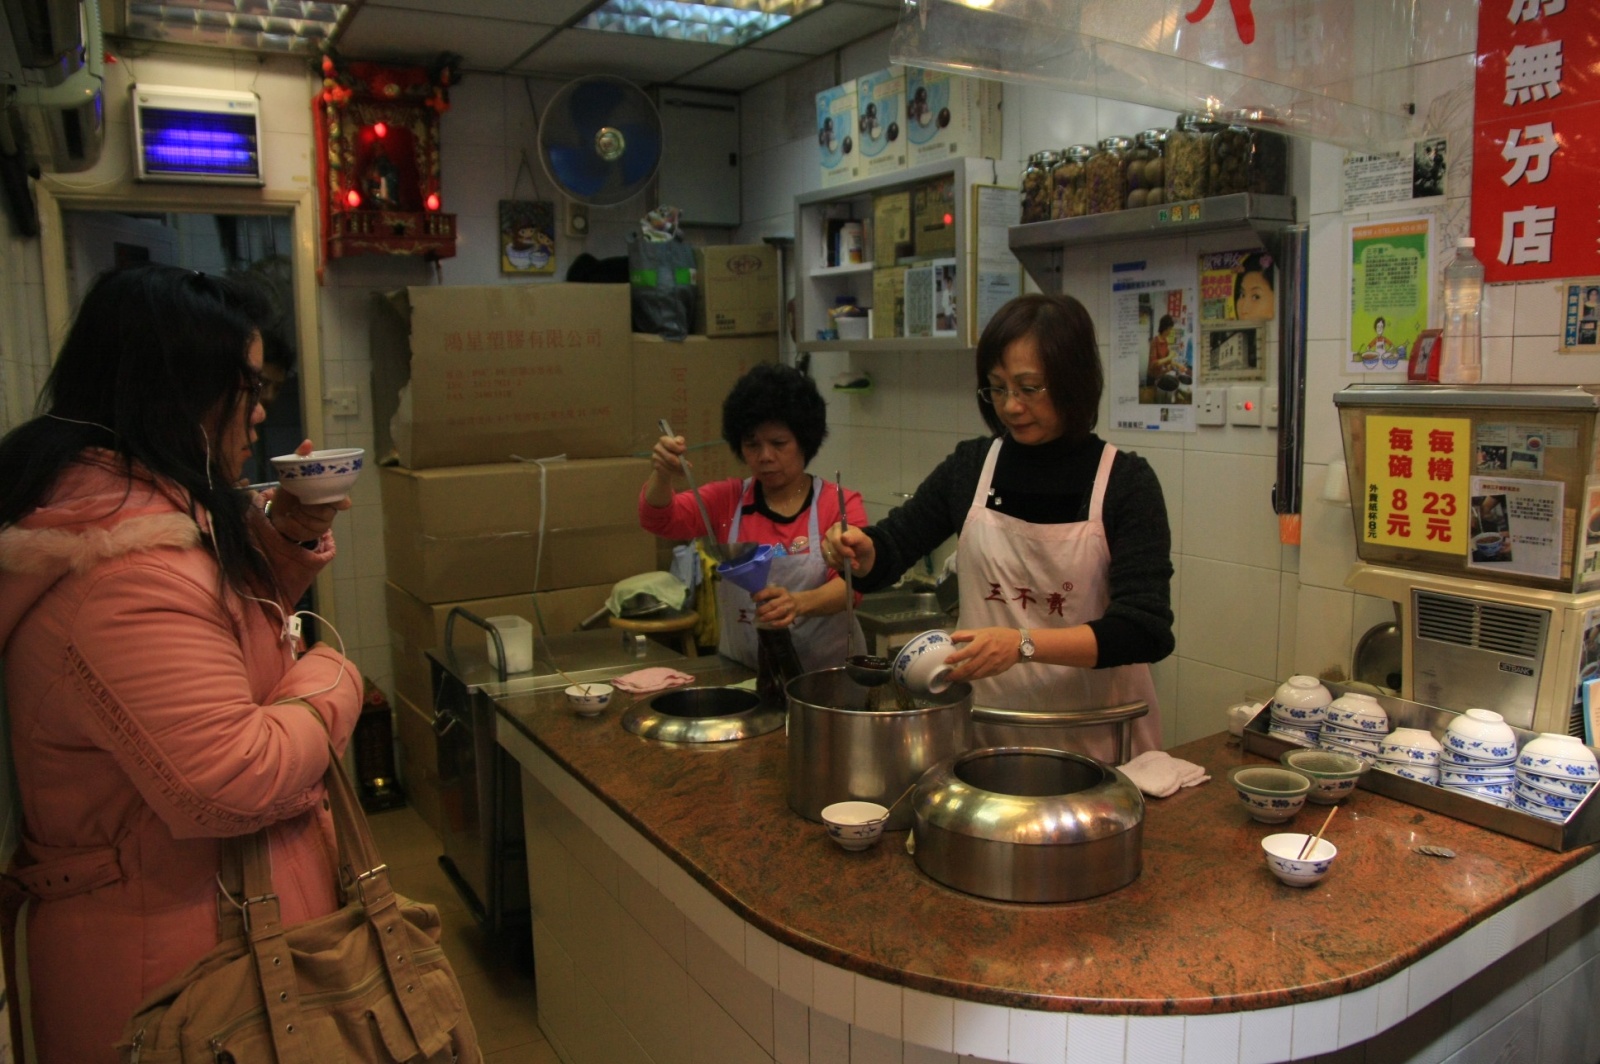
[
  {"x1": 1195, "y1": 387, "x2": 1227, "y2": 426},
  {"x1": 1228, "y1": 385, "x2": 1262, "y2": 426},
  {"x1": 566, "y1": 201, "x2": 589, "y2": 238},
  {"x1": 326, "y1": 386, "x2": 359, "y2": 418}
]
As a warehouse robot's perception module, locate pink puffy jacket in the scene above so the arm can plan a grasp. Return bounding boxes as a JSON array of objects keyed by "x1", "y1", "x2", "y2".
[{"x1": 0, "y1": 453, "x2": 362, "y2": 1064}]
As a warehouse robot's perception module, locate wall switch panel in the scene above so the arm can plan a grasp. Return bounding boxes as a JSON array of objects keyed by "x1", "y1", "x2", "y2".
[
  {"x1": 1195, "y1": 387, "x2": 1227, "y2": 426},
  {"x1": 1229, "y1": 385, "x2": 1262, "y2": 426},
  {"x1": 1264, "y1": 390, "x2": 1280, "y2": 429},
  {"x1": 326, "y1": 386, "x2": 359, "y2": 417}
]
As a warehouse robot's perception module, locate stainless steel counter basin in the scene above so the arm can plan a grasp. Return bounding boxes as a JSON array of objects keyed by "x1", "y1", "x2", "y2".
[
  {"x1": 913, "y1": 747, "x2": 1144, "y2": 902},
  {"x1": 854, "y1": 590, "x2": 955, "y2": 657},
  {"x1": 622, "y1": 686, "x2": 785, "y2": 743}
]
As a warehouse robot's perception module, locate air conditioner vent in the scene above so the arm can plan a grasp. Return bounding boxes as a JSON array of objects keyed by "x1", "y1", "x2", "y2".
[{"x1": 1414, "y1": 591, "x2": 1546, "y2": 659}]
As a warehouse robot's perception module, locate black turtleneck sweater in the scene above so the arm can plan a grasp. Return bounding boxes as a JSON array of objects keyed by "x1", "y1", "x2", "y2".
[{"x1": 855, "y1": 433, "x2": 1174, "y2": 668}]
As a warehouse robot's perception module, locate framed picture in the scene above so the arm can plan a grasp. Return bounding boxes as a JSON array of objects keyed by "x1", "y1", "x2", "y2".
[
  {"x1": 499, "y1": 200, "x2": 556, "y2": 275},
  {"x1": 1408, "y1": 328, "x2": 1443, "y2": 382}
]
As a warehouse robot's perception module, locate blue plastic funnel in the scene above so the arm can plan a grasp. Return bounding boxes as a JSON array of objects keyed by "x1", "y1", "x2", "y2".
[{"x1": 717, "y1": 544, "x2": 776, "y2": 594}]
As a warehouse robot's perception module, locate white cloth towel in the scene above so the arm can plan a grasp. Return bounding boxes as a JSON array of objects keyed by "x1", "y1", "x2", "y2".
[
  {"x1": 611, "y1": 667, "x2": 697, "y2": 694},
  {"x1": 1120, "y1": 750, "x2": 1211, "y2": 798}
]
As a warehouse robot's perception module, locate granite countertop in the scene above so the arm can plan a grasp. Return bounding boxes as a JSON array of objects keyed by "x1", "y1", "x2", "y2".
[{"x1": 494, "y1": 661, "x2": 1598, "y2": 1016}]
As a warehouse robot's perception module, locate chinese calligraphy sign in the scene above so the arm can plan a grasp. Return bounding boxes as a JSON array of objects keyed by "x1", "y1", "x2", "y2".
[
  {"x1": 1472, "y1": 1, "x2": 1600, "y2": 282},
  {"x1": 1363, "y1": 416, "x2": 1472, "y2": 555}
]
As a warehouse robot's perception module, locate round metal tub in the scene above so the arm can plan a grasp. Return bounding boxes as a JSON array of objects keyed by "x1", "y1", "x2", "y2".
[
  {"x1": 912, "y1": 747, "x2": 1144, "y2": 902},
  {"x1": 786, "y1": 668, "x2": 971, "y2": 831},
  {"x1": 622, "y1": 686, "x2": 785, "y2": 743}
]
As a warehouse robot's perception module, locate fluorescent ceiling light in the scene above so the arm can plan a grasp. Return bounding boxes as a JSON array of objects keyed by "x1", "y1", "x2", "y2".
[
  {"x1": 123, "y1": 1, "x2": 356, "y2": 54},
  {"x1": 578, "y1": 0, "x2": 810, "y2": 46}
]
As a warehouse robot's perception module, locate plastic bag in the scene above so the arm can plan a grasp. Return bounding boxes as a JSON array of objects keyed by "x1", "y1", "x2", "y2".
[{"x1": 627, "y1": 231, "x2": 696, "y2": 340}]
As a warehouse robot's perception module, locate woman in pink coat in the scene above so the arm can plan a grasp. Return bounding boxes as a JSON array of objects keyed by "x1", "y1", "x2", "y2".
[{"x1": 0, "y1": 266, "x2": 364, "y2": 1063}]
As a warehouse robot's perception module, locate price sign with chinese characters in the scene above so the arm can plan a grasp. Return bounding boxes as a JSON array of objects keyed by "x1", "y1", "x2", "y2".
[
  {"x1": 1363, "y1": 416, "x2": 1472, "y2": 554},
  {"x1": 1471, "y1": 1, "x2": 1600, "y2": 283}
]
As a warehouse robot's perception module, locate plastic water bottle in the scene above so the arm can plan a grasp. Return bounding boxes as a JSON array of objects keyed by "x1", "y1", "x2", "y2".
[{"x1": 1439, "y1": 237, "x2": 1484, "y2": 384}]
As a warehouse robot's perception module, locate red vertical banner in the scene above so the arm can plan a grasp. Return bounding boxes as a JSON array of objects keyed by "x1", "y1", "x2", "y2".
[{"x1": 1472, "y1": 2, "x2": 1600, "y2": 283}]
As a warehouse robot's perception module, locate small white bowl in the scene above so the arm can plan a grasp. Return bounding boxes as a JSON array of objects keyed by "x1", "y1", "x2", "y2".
[
  {"x1": 1443, "y1": 732, "x2": 1518, "y2": 763},
  {"x1": 893, "y1": 630, "x2": 957, "y2": 696},
  {"x1": 1441, "y1": 767, "x2": 1515, "y2": 787},
  {"x1": 271, "y1": 448, "x2": 365, "y2": 505},
  {"x1": 1515, "y1": 771, "x2": 1597, "y2": 800},
  {"x1": 1516, "y1": 733, "x2": 1600, "y2": 780},
  {"x1": 1270, "y1": 676, "x2": 1332, "y2": 721},
  {"x1": 1511, "y1": 792, "x2": 1570, "y2": 822},
  {"x1": 821, "y1": 801, "x2": 888, "y2": 850},
  {"x1": 1447, "y1": 707, "x2": 1518, "y2": 744},
  {"x1": 1513, "y1": 780, "x2": 1583, "y2": 811},
  {"x1": 1440, "y1": 747, "x2": 1516, "y2": 769},
  {"x1": 1269, "y1": 725, "x2": 1320, "y2": 749},
  {"x1": 566, "y1": 683, "x2": 614, "y2": 716},
  {"x1": 1373, "y1": 759, "x2": 1439, "y2": 785},
  {"x1": 1325, "y1": 692, "x2": 1389, "y2": 734},
  {"x1": 1229, "y1": 766, "x2": 1310, "y2": 823},
  {"x1": 1261, "y1": 833, "x2": 1338, "y2": 887},
  {"x1": 1280, "y1": 749, "x2": 1366, "y2": 805}
]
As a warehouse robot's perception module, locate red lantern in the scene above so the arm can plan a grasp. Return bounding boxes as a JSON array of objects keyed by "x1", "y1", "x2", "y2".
[
  {"x1": 345, "y1": 188, "x2": 362, "y2": 208},
  {"x1": 425, "y1": 192, "x2": 441, "y2": 211}
]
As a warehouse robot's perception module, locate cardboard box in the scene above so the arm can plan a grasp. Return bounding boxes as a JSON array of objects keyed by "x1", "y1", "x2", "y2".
[
  {"x1": 694, "y1": 245, "x2": 779, "y2": 337},
  {"x1": 872, "y1": 190, "x2": 913, "y2": 266},
  {"x1": 817, "y1": 83, "x2": 857, "y2": 188},
  {"x1": 873, "y1": 266, "x2": 907, "y2": 339},
  {"x1": 371, "y1": 284, "x2": 635, "y2": 469},
  {"x1": 904, "y1": 71, "x2": 1002, "y2": 168},
  {"x1": 381, "y1": 458, "x2": 654, "y2": 602},
  {"x1": 394, "y1": 691, "x2": 445, "y2": 840},
  {"x1": 384, "y1": 581, "x2": 615, "y2": 653},
  {"x1": 855, "y1": 67, "x2": 907, "y2": 180},
  {"x1": 631, "y1": 333, "x2": 778, "y2": 485},
  {"x1": 390, "y1": 636, "x2": 435, "y2": 714},
  {"x1": 913, "y1": 176, "x2": 958, "y2": 259}
]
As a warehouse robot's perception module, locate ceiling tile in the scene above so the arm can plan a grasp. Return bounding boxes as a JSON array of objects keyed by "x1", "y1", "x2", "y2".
[
  {"x1": 368, "y1": 0, "x2": 593, "y2": 21},
  {"x1": 512, "y1": 29, "x2": 728, "y2": 84},
  {"x1": 749, "y1": 3, "x2": 898, "y2": 55},
  {"x1": 338, "y1": 10, "x2": 556, "y2": 70},
  {"x1": 673, "y1": 48, "x2": 813, "y2": 92}
]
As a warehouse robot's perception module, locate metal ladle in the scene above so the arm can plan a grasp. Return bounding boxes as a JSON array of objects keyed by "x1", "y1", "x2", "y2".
[
  {"x1": 835, "y1": 472, "x2": 894, "y2": 689},
  {"x1": 658, "y1": 418, "x2": 745, "y2": 564}
]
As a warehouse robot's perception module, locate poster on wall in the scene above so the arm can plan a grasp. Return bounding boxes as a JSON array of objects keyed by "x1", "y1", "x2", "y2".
[
  {"x1": 1340, "y1": 140, "x2": 1448, "y2": 213},
  {"x1": 1581, "y1": 479, "x2": 1600, "y2": 584},
  {"x1": 499, "y1": 200, "x2": 557, "y2": 275},
  {"x1": 1466, "y1": 476, "x2": 1564, "y2": 580},
  {"x1": 1108, "y1": 256, "x2": 1196, "y2": 433},
  {"x1": 972, "y1": 184, "x2": 1022, "y2": 343},
  {"x1": 1560, "y1": 279, "x2": 1600, "y2": 353},
  {"x1": 1348, "y1": 216, "x2": 1432, "y2": 373},
  {"x1": 1197, "y1": 248, "x2": 1271, "y2": 383},
  {"x1": 1362, "y1": 414, "x2": 1472, "y2": 554},
  {"x1": 1472, "y1": 2, "x2": 1600, "y2": 283}
]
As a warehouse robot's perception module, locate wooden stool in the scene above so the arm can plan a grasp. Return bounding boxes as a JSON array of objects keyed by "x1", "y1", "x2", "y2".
[{"x1": 609, "y1": 610, "x2": 700, "y2": 658}]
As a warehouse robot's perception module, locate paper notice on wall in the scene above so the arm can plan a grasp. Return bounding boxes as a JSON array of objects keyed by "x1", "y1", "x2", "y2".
[
  {"x1": 972, "y1": 183, "x2": 1021, "y2": 341},
  {"x1": 1466, "y1": 476, "x2": 1564, "y2": 580},
  {"x1": 1108, "y1": 255, "x2": 1196, "y2": 433}
]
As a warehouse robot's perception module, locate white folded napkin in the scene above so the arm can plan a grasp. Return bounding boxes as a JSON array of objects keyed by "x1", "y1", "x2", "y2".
[{"x1": 1120, "y1": 750, "x2": 1211, "y2": 798}]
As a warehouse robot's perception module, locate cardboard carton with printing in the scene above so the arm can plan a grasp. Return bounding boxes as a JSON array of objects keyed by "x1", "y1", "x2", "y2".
[
  {"x1": 372, "y1": 284, "x2": 635, "y2": 469},
  {"x1": 855, "y1": 67, "x2": 907, "y2": 180},
  {"x1": 816, "y1": 83, "x2": 858, "y2": 188},
  {"x1": 873, "y1": 266, "x2": 907, "y2": 339},
  {"x1": 631, "y1": 333, "x2": 778, "y2": 485},
  {"x1": 873, "y1": 190, "x2": 913, "y2": 266},
  {"x1": 904, "y1": 72, "x2": 1002, "y2": 168},
  {"x1": 694, "y1": 245, "x2": 779, "y2": 337},
  {"x1": 381, "y1": 457, "x2": 653, "y2": 602}
]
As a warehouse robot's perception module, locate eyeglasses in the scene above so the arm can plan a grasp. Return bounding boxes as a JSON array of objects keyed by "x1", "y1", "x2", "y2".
[
  {"x1": 244, "y1": 371, "x2": 265, "y2": 406},
  {"x1": 977, "y1": 383, "x2": 1049, "y2": 405}
]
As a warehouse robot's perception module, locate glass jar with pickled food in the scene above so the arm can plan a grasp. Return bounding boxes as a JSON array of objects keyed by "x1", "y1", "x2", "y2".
[
  {"x1": 1021, "y1": 150, "x2": 1060, "y2": 224},
  {"x1": 1164, "y1": 112, "x2": 1218, "y2": 203},
  {"x1": 1050, "y1": 145, "x2": 1093, "y2": 219},
  {"x1": 1125, "y1": 129, "x2": 1167, "y2": 210},
  {"x1": 1085, "y1": 136, "x2": 1131, "y2": 215},
  {"x1": 1211, "y1": 110, "x2": 1290, "y2": 197}
]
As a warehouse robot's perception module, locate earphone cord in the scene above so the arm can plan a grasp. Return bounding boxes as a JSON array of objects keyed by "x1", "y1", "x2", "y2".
[{"x1": 239, "y1": 593, "x2": 351, "y2": 706}]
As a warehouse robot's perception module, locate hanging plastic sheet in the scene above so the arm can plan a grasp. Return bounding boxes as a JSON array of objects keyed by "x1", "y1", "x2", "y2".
[{"x1": 890, "y1": 0, "x2": 1418, "y2": 151}]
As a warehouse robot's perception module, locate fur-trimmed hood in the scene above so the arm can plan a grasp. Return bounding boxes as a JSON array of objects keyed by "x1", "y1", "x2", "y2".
[{"x1": 0, "y1": 453, "x2": 201, "y2": 649}]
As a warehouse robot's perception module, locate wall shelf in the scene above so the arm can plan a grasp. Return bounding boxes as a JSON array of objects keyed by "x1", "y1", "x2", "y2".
[{"x1": 1008, "y1": 193, "x2": 1298, "y2": 293}]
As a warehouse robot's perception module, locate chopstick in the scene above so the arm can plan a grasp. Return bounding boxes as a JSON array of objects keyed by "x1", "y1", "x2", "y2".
[{"x1": 1298, "y1": 806, "x2": 1338, "y2": 859}]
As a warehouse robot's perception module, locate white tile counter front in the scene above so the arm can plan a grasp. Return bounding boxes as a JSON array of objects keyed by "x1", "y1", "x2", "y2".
[{"x1": 498, "y1": 720, "x2": 1600, "y2": 1064}]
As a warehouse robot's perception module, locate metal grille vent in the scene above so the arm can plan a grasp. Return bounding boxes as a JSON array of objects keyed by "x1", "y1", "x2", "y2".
[{"x1": 1414, "y1": 591, "x2": 1546, "y2": 659}]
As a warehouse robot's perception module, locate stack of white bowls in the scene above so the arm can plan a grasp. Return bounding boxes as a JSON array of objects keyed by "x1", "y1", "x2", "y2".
[
  {"x1": 1373, "y1": 727, "x2": 1442, "y2": 785},
  {"x1": 1267, "y1": 675, "x2": 1331, "y2": 748},
  {"x1": 1439, "y1": 708, "x2": 1518, "y2": 806},
  {"x1": 1317, "y1": 692, "x2": 1389, "y2": 763},
  {"x1": 1511, "y1": 732, "x2": 1599, "y2": 822}
]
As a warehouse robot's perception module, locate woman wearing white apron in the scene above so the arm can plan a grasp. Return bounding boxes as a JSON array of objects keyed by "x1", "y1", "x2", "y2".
[
  {"x1": 823, "y1": 293, "x2": 1173, "y2": 762},
  {"x1": 640, "y1": 364, "x2": 866, "y2": 669}
]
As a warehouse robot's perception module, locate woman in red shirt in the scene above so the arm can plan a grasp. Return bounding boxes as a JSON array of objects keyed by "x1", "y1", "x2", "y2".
[{"x1": 640, "y1": 364, "x2": 866, "y2": 669}]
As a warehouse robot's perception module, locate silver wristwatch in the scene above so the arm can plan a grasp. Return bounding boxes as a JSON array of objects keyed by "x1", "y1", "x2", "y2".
[{"x1": 1017, "y1": 627, "x2": 1036, "y2": 663}]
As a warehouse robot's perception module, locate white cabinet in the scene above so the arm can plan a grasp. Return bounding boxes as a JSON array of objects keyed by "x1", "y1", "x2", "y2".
[{"x1": 794, "y1": 156, "x2": 1013, "y2": 352}]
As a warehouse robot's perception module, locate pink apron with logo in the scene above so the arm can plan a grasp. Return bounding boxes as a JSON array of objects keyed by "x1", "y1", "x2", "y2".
[{"x1": 956, "y1": 439, "x2": 1162, "y2": 762}]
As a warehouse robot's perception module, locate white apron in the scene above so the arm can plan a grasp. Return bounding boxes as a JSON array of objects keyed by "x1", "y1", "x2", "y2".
[
  {"x1": 717, "y1": 476, "x2": 860, "y2": 672},
  {"x1": 957, "y1": 439, "x2": 1162, "y2": 762}
]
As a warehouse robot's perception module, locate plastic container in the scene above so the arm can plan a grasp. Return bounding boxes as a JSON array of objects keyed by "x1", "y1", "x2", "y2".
[
  {"x1": 1439, "y1": 238, "x2": 1484, "y2": 384},
  {"x1": 1084, "y1": 136, "x2": 1131, "y2": 215},
  {"x1": 1165, "y1": 112, "x2": 1218, "y2": 202},
  {"x1": 1124, "y1": 129, "x2": 1166, "y2": 210},
  {"x1": 485, "y1": 614, "x2": 534, "y2": 674},
  {"x1": 1050, "y1": 145, "x2": 1093, "y2": 219},
  {"x1": 1020, "y1": 150, "x2": 1060, "y2": 223}
]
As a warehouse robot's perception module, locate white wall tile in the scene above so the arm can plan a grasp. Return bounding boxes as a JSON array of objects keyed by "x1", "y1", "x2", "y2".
[
  {"x1": 951, "y1": 1001, "x2": 1009, "y2": 1058},
  {"x1": 851, "y1": 1026, "x2": 905, "y2": 1064},
  {"x1": 688, "y1": 920, "x2": 776, "y2": 1053},
  {"x1": 855, "y1": 976, "x2": 903, "y2": 1039},
  {"x1": 903, "y1": 988, "x2": 954, "y2": 1052},
  {"x1": 1177, "y1": 558, "x2": 1281, "y2": 678},
  {"x1": 1336, "y1": 981, "x2": 1382, "y2": 1047},
  {"x1": 1006, "y1": 1009, "x2": 1066, "y2": 1064},
  {"x1": 1180, "y1": 1011, "x2": 1240, "y2": 1064},
  {"x1": 1063, "y1": 1013, "x2": 1125, "y2": 1064},
  {"x1": 1123, "y1": 1013, "x2": 1183, "y2": 1062},
  {"x1": 776, "y1": 991, "x2": 812, "y2": 1064},
  {"x1": 1180, "y1": 450, "x2": 1281, "y2": 567},
  {"x1": 748, "y1": 925, "x2": 782, "y2": 986},
  {"x1": 779, "y1": 943, "x2": 816, "y2": 1007},
  {"x1": 814, "y1": 960, "x2": 856, "y2": 1023},
  {"x1": 904, "y1": 1046, "x2": 958, "y2": 1064},
  {"x1": 1290, "y1": 995, "x2": 1341, "y2": 1058},
  {"x1": 689, "y1": 981, "x2": 776, "y2": 1064},
  {"x1": 812, "y1": 1010, "x2": 853, "y2": 1064}
]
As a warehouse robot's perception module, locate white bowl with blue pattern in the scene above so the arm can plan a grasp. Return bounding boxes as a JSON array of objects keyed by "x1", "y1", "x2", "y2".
[
  {"x1": 1515, "y1": 733, "x2": 1599, "y2": 781},
  {"x1": 271, "y1": 447, "x2": 365, "y2": 505},
  {"x1": 1229, "y1": 766, "x2": 1310, "y2": 823},
  {"x1": 1261, "y1": 833, "x2": 1337, "y2": 887}
]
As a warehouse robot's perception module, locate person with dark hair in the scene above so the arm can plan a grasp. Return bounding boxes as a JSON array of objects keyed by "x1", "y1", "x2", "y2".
[
  {"x1": 639, "y1": 363, "x2": 866, "y2": 669},
  {"x1": 1145, "y1": 313, "x2": 1177, "y2": 386},
  {"x1": 822, "y1": 293, "x2": 1173, "y2": 761},
  {"x1": 0, "y1": 265, "x2": 364, "y2": 1064},
  {"x1": 1233, "y1": 251, "x2": 1276, "y2": 321}
]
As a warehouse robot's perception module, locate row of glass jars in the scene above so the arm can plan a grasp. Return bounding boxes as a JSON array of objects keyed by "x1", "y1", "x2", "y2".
[{"x1": 1019, "y1": 112, "x2": 1290, "y2": 224}]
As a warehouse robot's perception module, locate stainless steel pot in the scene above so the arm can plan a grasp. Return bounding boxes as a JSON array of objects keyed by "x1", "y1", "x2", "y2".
[
  {"x1": 971, "y1": 702, "x2": 1149, "y2": 766},
  {"x1": 912, "y1": 747, "x2": 1143, "y2": 902},
  {"x1": 786, "y1": 667, "x2": 971, "y2": 831}
]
